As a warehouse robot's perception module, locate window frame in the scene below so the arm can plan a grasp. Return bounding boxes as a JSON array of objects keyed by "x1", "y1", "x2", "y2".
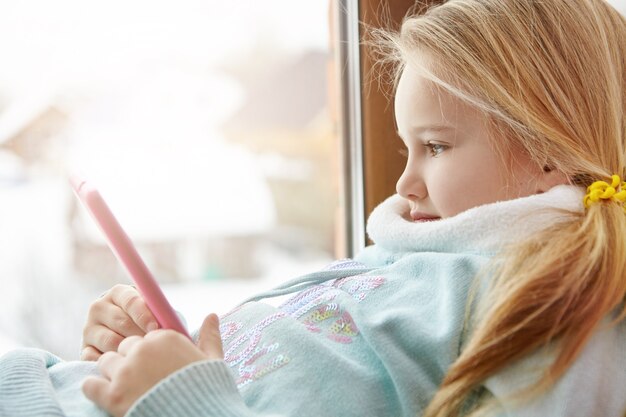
[{"x1": 336, "y1": 0, "x2": 436, "y2": 255}]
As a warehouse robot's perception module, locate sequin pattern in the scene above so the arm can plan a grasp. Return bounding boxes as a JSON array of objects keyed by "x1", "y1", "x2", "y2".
[
  {"x1": 220, "y1": 259, "x2": 386, "y2": 387},
  {"x1": 296, "y1": 275, "x2": 386, "y2": 343}
]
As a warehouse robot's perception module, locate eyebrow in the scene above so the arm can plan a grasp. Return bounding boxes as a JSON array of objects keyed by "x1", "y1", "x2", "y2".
[
  {"x1": 396, "y1": 124, "x2": 456, "y2": 139},
  {"x1": 412, "y1": 124, "x2": 456, "y2": 134}
]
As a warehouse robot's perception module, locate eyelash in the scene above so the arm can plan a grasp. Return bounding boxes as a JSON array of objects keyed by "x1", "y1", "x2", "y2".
[
  {"x1": 424, "y1": 142, "x2": 447, "y2": 157},
  {"x1": 398, "y1": 143, "x2": 448, "y2": 158}
]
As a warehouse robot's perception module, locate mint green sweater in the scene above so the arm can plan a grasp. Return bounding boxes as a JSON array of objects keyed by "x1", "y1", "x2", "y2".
[{"x1": 1, "y1": 185, "x2": 625, "y2": 417}]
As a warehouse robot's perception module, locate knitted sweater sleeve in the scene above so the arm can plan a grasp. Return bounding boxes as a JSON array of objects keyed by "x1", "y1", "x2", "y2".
[{"x1": 126, "y1": 360, "x2": 272, "y2": 417}]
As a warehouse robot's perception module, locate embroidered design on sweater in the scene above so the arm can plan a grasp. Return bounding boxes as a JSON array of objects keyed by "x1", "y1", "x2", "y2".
[
  {"x1": 303, "y1": 303, "x2": 360, "y2": 344},
  {"x1": 324, "y1": 258, "x2": 365, "y2": 270},
  {"x1": 332, "y1": 275, "x2": 386, "y2": 302},
  {"x1": 222, "y1": 312, "x2": 290, "y2": 388},
  {"x1": 220, "y1": 321, "x2": 243, "y2": 341},
  {"x1": 220, "y1": 261, "x2": 386, "y2": 387},
  {"x1": 281, "y1": 274, "x2": 386, "y2": 343},
  {"x1": 278, "y1": 274, "x2": 386, "y2": 319}
]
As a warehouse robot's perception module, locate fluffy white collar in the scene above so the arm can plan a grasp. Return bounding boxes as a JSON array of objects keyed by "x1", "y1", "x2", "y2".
[{"x1": 366, "y1": 185, "x2": 584, "y2": 255}]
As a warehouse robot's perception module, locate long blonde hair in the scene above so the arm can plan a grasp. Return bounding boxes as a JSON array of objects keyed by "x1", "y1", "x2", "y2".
[{"x1": 372, "y1": 0, "x2": 626, "y2": 415}]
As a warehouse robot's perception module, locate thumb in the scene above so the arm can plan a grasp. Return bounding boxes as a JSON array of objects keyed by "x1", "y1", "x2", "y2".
[{"x1": 197, "y1": 313, "x2": 224, "y2": 359}]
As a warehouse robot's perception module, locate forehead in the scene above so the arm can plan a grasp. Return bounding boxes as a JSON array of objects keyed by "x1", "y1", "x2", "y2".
[{"x1": 394, "y1": 64, "x2": 486, "y2": 137}]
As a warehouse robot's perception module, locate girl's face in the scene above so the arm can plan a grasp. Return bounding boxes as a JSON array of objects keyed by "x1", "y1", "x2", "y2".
[{"x1": 394, "y1": 65, "x2": 547, "y2": 221}]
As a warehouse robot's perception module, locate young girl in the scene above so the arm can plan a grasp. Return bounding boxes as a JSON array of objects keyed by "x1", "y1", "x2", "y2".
[{"x1": 2, "y1": 0, "x2": 626, "y2": 416}]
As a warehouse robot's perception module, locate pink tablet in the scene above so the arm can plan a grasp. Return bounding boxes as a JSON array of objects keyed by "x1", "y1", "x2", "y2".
[{"x1": 70, "y1": 175, "x2": 191, "y2": 339}]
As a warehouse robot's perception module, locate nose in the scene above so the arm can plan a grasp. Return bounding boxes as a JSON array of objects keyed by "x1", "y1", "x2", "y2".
[{"x1": 396, "y1": 164, "x2": 427, "y2": 201}]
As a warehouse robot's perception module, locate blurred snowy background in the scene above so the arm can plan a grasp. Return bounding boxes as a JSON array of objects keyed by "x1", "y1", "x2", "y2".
[{"x1": 0, "y1": 0, "x2": 343, "y2": 359}]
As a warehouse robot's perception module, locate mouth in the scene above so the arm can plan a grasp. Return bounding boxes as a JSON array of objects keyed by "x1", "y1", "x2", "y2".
[{"x1": 410, "y1": 211, "x2": 441, "y2": 222}]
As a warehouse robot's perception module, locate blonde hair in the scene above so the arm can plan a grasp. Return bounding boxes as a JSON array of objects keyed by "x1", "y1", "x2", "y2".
[{"x1": 372, "y1": 0, "x2": 626, "y2": 415}]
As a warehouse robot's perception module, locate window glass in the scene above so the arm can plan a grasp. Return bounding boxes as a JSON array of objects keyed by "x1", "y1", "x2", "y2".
[
  {"x1": 609, "y1": 0, "x2": 626, "y2": 14},
  {"x1": 0, "y1": 0, "x2": 340, "y2": 358}
]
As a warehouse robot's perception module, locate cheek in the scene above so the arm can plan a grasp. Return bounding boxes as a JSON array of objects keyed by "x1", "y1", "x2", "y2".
[
  {"x1": 431, "y1": 158, "x2": 509, "y2": 217},
  {"x1": 436, "y1": 181, "x2": 493, "y2": 217}
]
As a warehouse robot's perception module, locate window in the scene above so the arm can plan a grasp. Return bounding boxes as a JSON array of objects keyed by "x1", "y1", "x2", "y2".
[{"x1": 0, "y1": 1, "x2": 342, "y2": 358}]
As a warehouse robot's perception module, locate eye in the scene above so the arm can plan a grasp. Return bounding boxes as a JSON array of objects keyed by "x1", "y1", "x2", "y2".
[{"x1": 424, "y1": 142, "x2": 448, "y2": 157}]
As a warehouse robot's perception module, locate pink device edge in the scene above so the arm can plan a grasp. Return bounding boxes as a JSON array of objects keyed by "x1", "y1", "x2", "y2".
[{"x1": 70, "y1": 175, "x2": 191, "y2": 339}]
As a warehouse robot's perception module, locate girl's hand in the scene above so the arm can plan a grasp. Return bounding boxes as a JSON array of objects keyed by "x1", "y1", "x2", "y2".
[
  {"x1": 81, "y1": 284, "x2": 160, "y2": 361},
  {"x1": 82, "y1": 314, "x2": 223, "y2": 417}
]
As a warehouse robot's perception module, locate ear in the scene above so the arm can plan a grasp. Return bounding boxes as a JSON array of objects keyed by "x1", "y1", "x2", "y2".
[{"x1": 537, "y1": 166, "x2": 570, "y2": 192}]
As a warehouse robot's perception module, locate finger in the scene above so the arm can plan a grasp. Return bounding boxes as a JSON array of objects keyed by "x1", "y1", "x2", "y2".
[
  {"x1": 142, "y1": 329, "x2": 183, "y2": 344},
  {"x1": 109, "y1": 286, "x2": 159, "y2": 333},
  {"x1": 80, "y1": 345, "x2": 102, "y2": 362},
  {"x1": 97, "y1": 351, "x2": 123, "y2": 380},
  {"x1": 117, "y1": 335, "x2": 143, "y2": 356},
  {"x1": 83, "y1": 324, "x2": 125, "y2": 353},
  {"x1": 82, "y1": 376, "x2": 110, "y2": 408},
  {"x1": 197, "y1": 313, "x2": 224, "y2": 359},
  {"x1": 143, "y1": 329, "x2": 189, "y2": 348},
  {"x1": 97, "y1": 303, "x2": 146, "y2": 338},
  {"x1": 83, "y1": 297, "x2": 145, "y2": 342}
]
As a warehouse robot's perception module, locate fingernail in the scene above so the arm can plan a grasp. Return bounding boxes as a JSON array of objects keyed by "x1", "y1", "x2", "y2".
[{"x1": 147, "y1": 322, "x2": 159, "y2": 332}]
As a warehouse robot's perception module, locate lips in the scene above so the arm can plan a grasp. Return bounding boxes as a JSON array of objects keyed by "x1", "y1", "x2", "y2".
[{"x1": 410, "y1": 211, "x2": 441, "y2": 222}]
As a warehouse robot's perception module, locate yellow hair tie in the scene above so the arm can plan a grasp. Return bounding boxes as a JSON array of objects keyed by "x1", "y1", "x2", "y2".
[{"x1": 583, "y1": 174, "x2": 626, "y2": 212}]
